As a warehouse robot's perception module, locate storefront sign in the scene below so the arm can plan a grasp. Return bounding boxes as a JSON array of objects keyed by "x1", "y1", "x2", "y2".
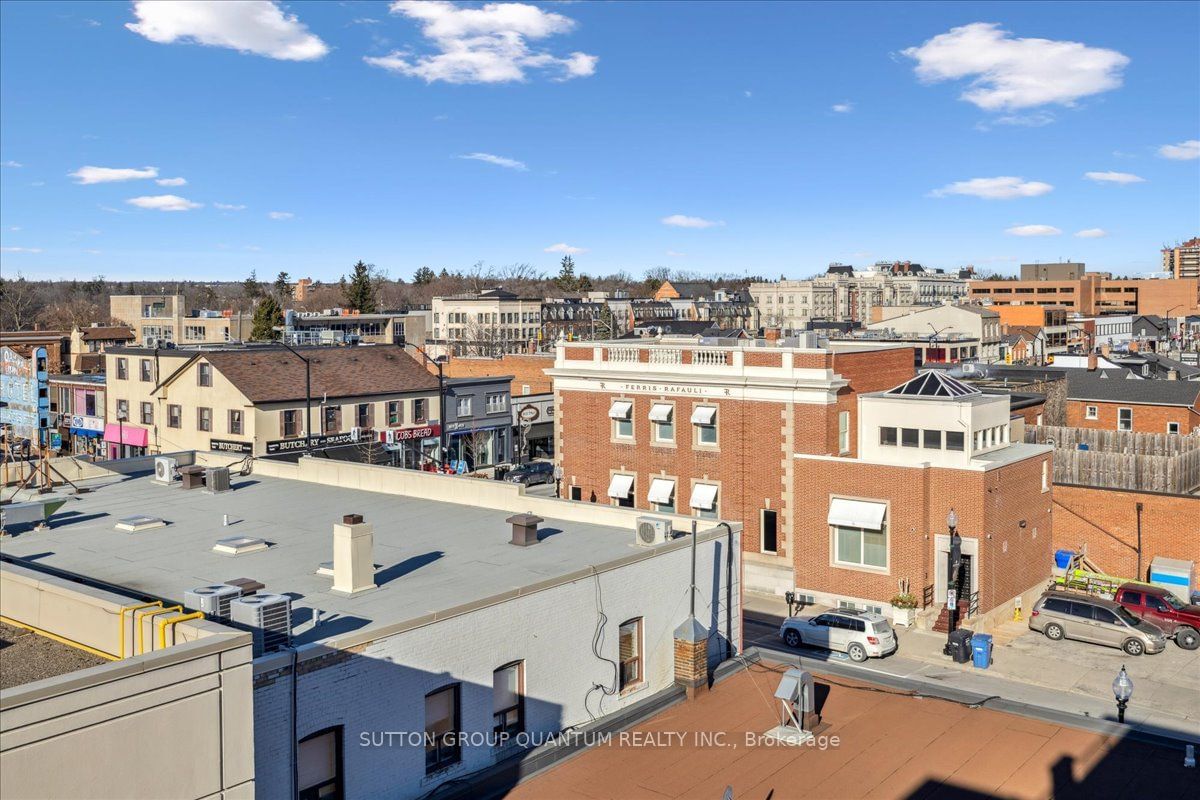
[
  {"x1": 378, "y1": 423, "x2": 441, "y2": 444},
  {"x1": 264, "y1": 431, "x2": 361, "y2": 455},
  {"x1": 605, "y1": 381, "x2": 732, "y2": 398},
  {"x1": 210, "y1": 438, "x2": 253, "y2": 454},
  {"x1": 70, "y1": 414, "x2": 105, "y2": 432},
  {"x1": 102, "y1": 423, "x2": 150, "y2": 447}
]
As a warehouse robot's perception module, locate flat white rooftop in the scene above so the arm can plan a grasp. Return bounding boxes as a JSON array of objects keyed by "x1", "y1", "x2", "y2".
[{"x1": 1, "y1": 468, "x2": 701, "y2": 645}]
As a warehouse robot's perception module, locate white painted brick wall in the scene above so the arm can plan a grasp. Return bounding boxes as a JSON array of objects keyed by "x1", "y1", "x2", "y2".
[{"x1": 253, "y1": 532, "x2": 740, "y2": 800}]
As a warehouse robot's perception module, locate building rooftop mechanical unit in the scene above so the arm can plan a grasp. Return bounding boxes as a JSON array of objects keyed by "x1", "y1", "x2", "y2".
[
  {"x1": 212, "y1": 535, "x2": 269, "y2": 556},
  {"x1": 114, "y1": 515, "x2": 166, "y2": 532}
]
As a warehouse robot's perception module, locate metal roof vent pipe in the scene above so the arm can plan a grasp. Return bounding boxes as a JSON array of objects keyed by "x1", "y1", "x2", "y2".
[
  {"x1": 332, "y1": 514, "x2": 377, "y2": 595},
  {"x1": 507, "y1": 513, "x2": 544, "y2": 547}
]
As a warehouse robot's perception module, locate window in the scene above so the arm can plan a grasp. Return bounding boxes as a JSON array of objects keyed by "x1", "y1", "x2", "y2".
[
  {"x1": 692, "y1": 405, "x2": 717, "y2": 445},
  {"x1": 1085, "y1": 405, "x2": 1098, "y2": 420},
  {"x1": 650, "y1": 403, "x2": 674, "y2": 443},
  {"x1": 140, "y1": 402, "x2": 153, "y2": 425},
  {"x1": 167, "y1": 404, "x2": 181, "y2": 428},
  {"x1": 116, "y1": 357, "x2": 128, "y2": 380},
  {"x1": 923, "y1": 430, "x2": 942, "y2": 449},
  {"x1": 424, "y1": 685, "x2": 460, "y2": 774},
  {"x1": 1042, "y1": 460, "x2": 1050, "y2": 492},
  {"x1": 356, "y1": 403, "x2": 372, "y2": 429},
  {"x1": 197, "y1": 407, "x2": 212, "y2": 432},
  {"x1": 609, "y1": 399, "x2": 633, "y2": 439},
  {"x1": 648, "y1": 477, "x2": 675, "y2": 514},
  {"x1": 115, "y1": 399, "x2": 129, "y2": 420},
  {"x1": 1122, "y1": 590, "x2": 1143, "y2": 606},
  {"x1": 1117, "y1": 407, "x2": 1132, "y2": 432},
  {"x1": 946, "y1": 431, "x2": 965, "y2": 451},
  {"x1": 879, "y1": 427, "x2": 897, "y2": 446},
  {"x1": 618, "y1": 618, "x2": 643, "y2": 691},
  {"x1": 1167, "y1": 422, "x2": 1180, "y2": 435},
  {"x1": 833, "y1": 522, "x2": 887, "y2": 569},
  {"x1": 607, "y1": 473, "x2": 635, "y2": 508},
  {"x1": 229, "y1": 409, "x2": 243, "y2": 435},
  {"x1": 456, "y1": 396, "x2": 472, "y2": 418},
  {"x1": 761, "y1": 509, "x2": 778, "y2": 553},
  {"x1": 690, "y1": 483, "x2": 719, "y2": 519},
  {"x1": 901, "y1": 428, "x2": 919, "y2": 448},
  {"x1": 298, "y1": 727, "x2": 342, "y2": 800},
  {"x1": 139, "y1": 358, "x2": 153, "y2": 382},
  {"x1": 493, "y1": 662, "x2": 524, "y2": 738},
  {"x1": 838, "y1": 411, "x2": 850, "y2": 453},
  {"x1": 387, "y1": 401, "x2": 403, "y2": 427},
  {"x1": 197, "y1": 363, "x2": 212, "y2": 387},
  {"x1": 184, "y1": 325, "x2": 205, "y2": 341},
  {"x1": 486, "y1": 393, "x2": 507, "y2": 414},
  {"x1": 323, "y1": 405, "x2": 341, "y2": 434},
  {"x1": 84, "y1": 393, "x2": 97, "y2": 416},
  {"x1": 282, "y1": 409, "x2": 301, "y2": 438},
  {"x1": 414, "y1": 398, "x2": 428, "y2": 424}
]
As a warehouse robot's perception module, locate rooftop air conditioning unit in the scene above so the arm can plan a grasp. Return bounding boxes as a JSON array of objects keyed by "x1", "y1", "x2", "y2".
[
  {"x1": 184, "y1": 584, "x2": 242, "y2": 620},
  {"x1": 635, "y1": 516, "x2": 672, "y2": 547},
  {"x1": 154, "y1": 456, "x2": 179, "y2": 485},
  {"x1": 230, "y1": 593, "x2": 292, "y2": 655},
  {"x1": 205, "y1": 466, "x2": 231, "y2": 493}
]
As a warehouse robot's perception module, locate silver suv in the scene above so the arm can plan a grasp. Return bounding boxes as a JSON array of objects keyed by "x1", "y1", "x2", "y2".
[
  {"x1": 1029, "y1": 592, "x2": 1167, "y2": 656},
  {"x1": 779, "y1": 609, "x2": 896, "y2": 662}
]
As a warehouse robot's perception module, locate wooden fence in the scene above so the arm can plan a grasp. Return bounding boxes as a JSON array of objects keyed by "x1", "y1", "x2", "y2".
[{"x1": 1025, "y1": 425, "x2": 1200, "y2": 494}]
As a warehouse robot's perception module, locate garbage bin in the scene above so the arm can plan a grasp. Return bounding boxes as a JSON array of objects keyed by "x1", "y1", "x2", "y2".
[
  {"x1": 1054, "y1": 550, "x2": 1074, "y2": 569},
  {"x1": 945, "y1": 629, "x2": 973, "y2": 663},
  {"x1": 971, "y1": 633, "x2": 993, "y2": 669}
]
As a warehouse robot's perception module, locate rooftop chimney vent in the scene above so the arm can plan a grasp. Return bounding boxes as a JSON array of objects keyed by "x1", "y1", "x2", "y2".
[
  {"x1": 331, "y1": 514, "x2": 377, "y2": 595},
  {"x1": 507, "y1": 513, "x2": 544, "y2": 547}
]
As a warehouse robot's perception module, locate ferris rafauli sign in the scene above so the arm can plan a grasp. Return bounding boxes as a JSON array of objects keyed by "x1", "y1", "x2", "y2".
[{"x1": 603, "y1": 381, "x2": 732, "y2": 398}]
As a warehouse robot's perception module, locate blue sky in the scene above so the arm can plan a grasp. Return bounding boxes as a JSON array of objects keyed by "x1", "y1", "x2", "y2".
[{"x1": 1, "y1": 1, "x2": 1197, "y2": 282}]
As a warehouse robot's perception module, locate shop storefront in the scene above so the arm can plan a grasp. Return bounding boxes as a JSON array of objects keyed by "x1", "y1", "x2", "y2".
[
  {"x1": 378, "y1": 423, "x2": 442, "y2": 470},
  {"x1": 68, "y1": 415, "x2": 106, "y2": 457},
  {"x1": 513, "y1": 394, "x2": 554, "y2": 462},
  {"x1": 445, "y1": 423, "x2": 511, "y2": 472},
  {"x1": 103, "y1": 423, "x2": 149, "y2": 459}
]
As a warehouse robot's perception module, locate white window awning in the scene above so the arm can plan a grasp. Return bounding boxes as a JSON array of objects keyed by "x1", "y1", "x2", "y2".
[
  {"x1": 828, "y1": 498, "x2": 886, "y2": 530},
  {"x1": 607, "y1": 473, "x2": 634, "y2": 499},
  {"x1": 691, "y1": 406, "x2": 717, "y2": 425},
  {"x1": 648, "y1": 478, "x2": 676, "y2": 505},
  {"x1": 689, "y1": 483, "x2": 718, "y2": 511},
  {"x1": 608, "y1": 400, "x2": 632, "y2": 419},
  {"x1": 649, "y1": 403, "x2": 673, "y2": 422}
]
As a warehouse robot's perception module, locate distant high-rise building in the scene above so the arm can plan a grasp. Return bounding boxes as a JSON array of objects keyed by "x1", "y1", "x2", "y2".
[
  {"x1": 1020, "y1": 262, "x2": 1086, "y2": 281},
  {"x1": 1162, "y1": 238, "x2": 1200, "y2": 280}
]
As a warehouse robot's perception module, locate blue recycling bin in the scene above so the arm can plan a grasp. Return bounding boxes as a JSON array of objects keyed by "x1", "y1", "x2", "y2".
[
  {"x1": 1054, "y1": 550, "x2": 1074, "y2": 569},
  {"x1": 971, "y1": 633, "x2": 993, "y2": 669}
]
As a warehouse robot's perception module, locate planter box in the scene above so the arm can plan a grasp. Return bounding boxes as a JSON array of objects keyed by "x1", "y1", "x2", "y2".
[{"x1": 892, "y1": 607, "x2": 917, "y2": 627}]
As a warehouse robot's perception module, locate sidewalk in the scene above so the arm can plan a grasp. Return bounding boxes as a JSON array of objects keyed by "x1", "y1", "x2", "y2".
[{"x1": 743, "y1": 592, "x2": 1200, "y2": 743}]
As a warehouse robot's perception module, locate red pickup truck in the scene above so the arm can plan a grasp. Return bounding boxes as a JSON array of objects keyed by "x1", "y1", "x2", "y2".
[{"x1": 1113, "y1": 584, "x2": 1200, "y2": 650}]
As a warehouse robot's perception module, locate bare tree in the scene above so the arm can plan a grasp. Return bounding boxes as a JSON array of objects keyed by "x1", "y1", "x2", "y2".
[{"x1": 0, "y1": 274, "x2": 43, "y2": 330}]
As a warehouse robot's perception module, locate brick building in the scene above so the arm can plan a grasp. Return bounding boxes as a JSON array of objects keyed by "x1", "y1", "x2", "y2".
[{"x1": 1063, "y1": 368, "x2": 1200, "y2": 435}]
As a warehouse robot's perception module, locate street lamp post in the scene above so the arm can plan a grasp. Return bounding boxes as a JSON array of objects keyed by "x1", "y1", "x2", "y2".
[
  {"x1": 277, "y1": 341, "x2": 313, "y2": 452},
  {"x1": 1112, "y1": 665, "x2": 1133, "y2": 723},
  {"x1": 398, "y1": 343, "x2": 449, "y2": 467},
  {"x1": 115, "y1": 409, "x2": 127, "y2": 459},
  {"x1": 945, "y1": 508, "x2": 961, "y2": 655}
]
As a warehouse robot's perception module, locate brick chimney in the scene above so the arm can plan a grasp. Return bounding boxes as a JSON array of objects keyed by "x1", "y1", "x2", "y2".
[
  {"x1": 332, "y1": 514, "x2": 377, "y2": 595},
  {"x1": 673, "y1": 617, "x2": 710, "y2": 698},
  {"x1": 764, "y1": 327, "x2": 781, "y2": 343},
  {"x1": 1087, "y1": 352, "x2": 1098, "y2": 371}
]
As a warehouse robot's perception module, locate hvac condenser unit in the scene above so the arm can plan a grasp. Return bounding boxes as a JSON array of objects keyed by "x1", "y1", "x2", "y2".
[
  {"x1": 635, "y1": 516, "x2": 672, "y2": 547},
  {"x1": 204, "y1": 466, "x2": 231, "y2": 493},
  {"x1": 153, "y1": 456, "x2": 179, "y2": 485},
  {"x1": 230, "y1": 593, "x2": 292, "y2": 655},
  {"x1": 184, "y1": 584, "x2": 243, "y2": 620}
]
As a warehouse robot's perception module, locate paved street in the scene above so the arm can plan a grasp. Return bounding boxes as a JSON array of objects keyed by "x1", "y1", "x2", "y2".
[{"x1": 743, "y1": 595, "x2": 1200, "y2": 743}]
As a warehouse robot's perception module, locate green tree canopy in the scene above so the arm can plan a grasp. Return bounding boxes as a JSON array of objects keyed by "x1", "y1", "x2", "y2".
[
  {"x1": 413, "y1": 266, "x2": 436, "y2": 285},
  {"x1": 273, "y1": 271, "x2": 291, "y2": 299},
  {"x1": 251, "y1": 294, "x2": 283, "y2": 340},
  {"x1": 343, "y1": 260, "x2": 378, "y2": 313}
]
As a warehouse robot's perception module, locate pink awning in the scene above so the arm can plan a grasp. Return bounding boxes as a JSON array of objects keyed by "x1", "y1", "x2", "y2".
[{"x1": 103, "y1": 423, "x2": 149, "y2": 448}]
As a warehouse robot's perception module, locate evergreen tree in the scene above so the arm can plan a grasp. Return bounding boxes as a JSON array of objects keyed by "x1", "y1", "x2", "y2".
[
  {"x1": 577, "y1": 273, "x2": 593, "y2": 293},
  {"x1": 243, "y1": 269, "x2": 262, "y2": 300},
  {"x1": 438, "y1": 268, "x2": 450, "y2": 279},
  {"x1": 250, "y1": 294, "x2": 283, "y2": 340},
  {"x1": 554, "y1": 255, "x2": 578, "y2": 292},
  {"x1": 343, "y1": 260, "x2": 378, "y2": 313},
  {"x1": 413, "y1": 266, "x2": 436, "y2": 285},
  {"x1": 273, "y1": 271, "x2": 291, "y2": 299}
]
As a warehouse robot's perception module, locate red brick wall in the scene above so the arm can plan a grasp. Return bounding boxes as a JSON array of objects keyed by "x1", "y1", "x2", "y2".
[
  {"x1": 1052, "y1": 485, "x2": 1200, "y2": 581},
  {"x1": 744, "y1": 351, "x2": 781, "y2": 368},
  {"x1": 564, "y1": 347, "x2": 592, "y2": 361},
  {"x1": 1012, "y1": 403, "x2": 1045, "y2": 425},
  {"x1": 790, "y1": 453, "x2": 1052, "y2": 612},
  {"x1": 1065, "y1": 400, "x2": 1199, "y2": 434},
  {"x1": 439, "y1": 353, "x2": 556, "y2": 395}
]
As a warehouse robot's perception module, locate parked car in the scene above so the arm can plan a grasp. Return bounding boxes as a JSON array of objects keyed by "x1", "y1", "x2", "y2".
[
  {"x1": 1029, "y1": 592, "x2": 1168, "y2": 656},
  {"x1": 1112, "y1": 584, "x2": 1200, "y2": 650},
  {"x1": 503, "y1": 460, "x2": 555, "y2": 486},
  {"x1": 779, "y1": 609, "x2": 897, "y2": 662}
]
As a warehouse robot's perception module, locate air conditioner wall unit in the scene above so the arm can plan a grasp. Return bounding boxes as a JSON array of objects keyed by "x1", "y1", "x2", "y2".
[
  {"x1": 154, "y1": 456, "x2": 179, "y2": 485},
  {"x1": 230, "y1": 593, "x2": 292, "y2": 655},
  {"x1": 184, "y1": 584, "x2": 242, "y2": 619},
  {"x1": 635, "y1": 516, "x2": 672, "y2": 547}
]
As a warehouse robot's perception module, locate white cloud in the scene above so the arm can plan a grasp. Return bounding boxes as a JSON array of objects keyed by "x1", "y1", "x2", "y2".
[
  {"x1": 1158, "y1": 139, "x2": 1200, "y2": 160},
  {"x1": 902, "y1": 22, "x2": 1129, "y2": 111},
  {"x1": 544, "y1": 242, "x2": 586, "y2": 254},
  {"x1": 70, "y1": 165, "x2": 158, "y2": 184},
  {"x1": 268, "y1": 211, "x2": 294, "y2": 220},
  {"x1": 2, "y1": 160, "x2": 21, "y2": 168},
  {"x1": 155, "y1": 176, "x2": 188, "y2": 186},
  {"x1": 459, "y1": 152, "x2": 527, "y2": 171},
  {"x1": 976, "y1": 111, "x2": 1056, "y2": 130},
  {"x1": 1084, "y1": 171, "x2": 1145, "y2": 184},
  {"x1": 661, "y1": 214, "x2": 724, "y2": 229},
  {"x1": 1074, "y1": 228, "x2": 1107, "y2": 238},
  {"x1": 8, "y1": 226, "x2": 20, "y2": 231},
  {"x1": 126, "y1": 194, "x2": 202, "y2": 211},
  {"x1": 666, "y1": 250, "x2": 686, "y2": 257},
  {"x1": 930, "y1": 176, "x2": 1053, "y2": 199},
  {"x1": 743, "y1": 90, "x2": 752, "y2": 98},
  {"x1": 831, "y1": 102, "x2": 853, "y2": 113},
  {"x1": 214, "y1": 202, "x2": 246, "y2": 211},
  {"x1": 1, "y1": 246, "x2": 42, "y2": 253},
  {"x1": 365, "y1": 1, "x2": 597, "y2": 84},
  {"x1": 1005, "y1": 224, "x2": 1062, "y2": 237},
  {"x1": 126, "y1": 0, "x2": 328, "y2": 61}
]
